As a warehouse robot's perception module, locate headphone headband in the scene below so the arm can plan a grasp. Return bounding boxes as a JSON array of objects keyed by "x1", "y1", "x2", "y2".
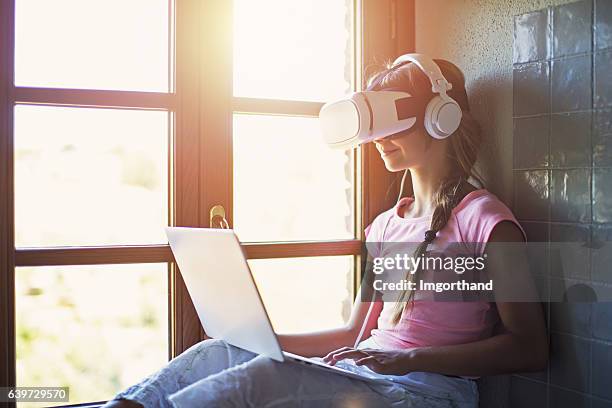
[{"x1": 391, "y1": 53, "x2": 453, "y2": 96}]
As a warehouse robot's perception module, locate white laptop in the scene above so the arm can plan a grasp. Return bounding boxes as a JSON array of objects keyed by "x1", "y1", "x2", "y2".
[{"x1": 165, "y1": 227, "x2": 386, "y2": 384}]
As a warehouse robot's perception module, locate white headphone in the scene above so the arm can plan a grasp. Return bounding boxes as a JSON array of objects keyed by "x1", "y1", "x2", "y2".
[{"x1": 388, "y1": 53, "x2": 463, "y2": 139}]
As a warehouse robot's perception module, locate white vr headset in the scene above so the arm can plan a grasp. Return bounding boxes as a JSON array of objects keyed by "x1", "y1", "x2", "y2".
[{"x1": 319, "y1": 53, "x2": 463, "y2": 149}]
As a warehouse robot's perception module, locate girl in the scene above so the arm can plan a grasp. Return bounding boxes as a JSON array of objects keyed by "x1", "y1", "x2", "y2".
[{"x1": 104, "y1": 57, "x2": 548, "y2": 408}]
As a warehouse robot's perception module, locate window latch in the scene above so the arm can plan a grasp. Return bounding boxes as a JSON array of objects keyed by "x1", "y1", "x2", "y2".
[{"x1": 209, "y1": 204, "x2": 230, "y2": 229}]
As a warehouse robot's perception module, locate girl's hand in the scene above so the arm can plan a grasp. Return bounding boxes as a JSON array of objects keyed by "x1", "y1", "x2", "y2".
[{"x1": 322, "y1": 347, "x2": 418, "y2": 375}]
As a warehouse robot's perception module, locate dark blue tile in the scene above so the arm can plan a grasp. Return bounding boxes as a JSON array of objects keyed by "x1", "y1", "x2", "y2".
[
  {"x1": 550, "y1": 279, "x2": 592, "y2": 337},
  {"x1": 514, "y1": 62, "x2": 551, "y2": 116},
  {"x1": 592, "y1": 282, "x2": 612, "y2": 304},
  {"x1": 592, "y1": 341, "x2": 612, "y2": 399},
  {"x1": 592, "y1": 225, "x2": 612, "y2": 284},
  {"x1": 550, "y1": 223, "x2": 591, "y2": 279},
  {"x1": 593, "y1": 398, "x2": 612, "y2": 408},
  {"x1": 552, "y1": 55, "x2": 592, "y2": 113},
  {"x1": 550, "y1": 301, "x2": 592, "y2": 338},
  {"x1": 595, "y1": 0, "x2": 612, "y2": 51},
  {"x1": 549, "y1": 386, "x2": 591, "y2": 408},
  {"x1": 550, "y1": 333, "x2": 591, "y2": 392},
  {"x1": 595, "y1": 51, "x2": 612, "y2": 108},
  {"x1": 595, "y1": 109, "x2": 612, "y2": 135},
  {"x1": 594, "y1": 109, "x2": 612, "y2": 166},
  {"x1": 514, "y1": 116, "x2": 550, "y2": 168},
  {"x1": 551, "y1": 169, "x2": 592, "y2": 223},
  {"x1": 551, "y1": 112, "x2": 591, "y2": 167},
  {"x1": 592, "y1": 297, "x2": 612, "y2": 341},
  {"x1": 594, "y1": 168, "x2": 612, "y2": 223},
  {"x1": 510, "y1": 376, "x2": 548, "y2": 408},
  {"x1": 553, "y1": 1, "x2": 593, "y2": 57},
  {"x1": 515, "y1": 170, "x2": 550, "y2": 221},
  {"x1": 514, "y1": 9, "x2": 550, "y2": 64},
  {"x1": 521, "y1": 221, "x2": 549, "y2": 276},
  {"x1": 550, "y1": 278, "x2": 598, "y2": 302}
]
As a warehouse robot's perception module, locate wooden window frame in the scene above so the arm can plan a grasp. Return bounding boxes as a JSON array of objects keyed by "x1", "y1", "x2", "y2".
[{"x1": 0, "y1": 0, "x2": 414, "y2": 404}]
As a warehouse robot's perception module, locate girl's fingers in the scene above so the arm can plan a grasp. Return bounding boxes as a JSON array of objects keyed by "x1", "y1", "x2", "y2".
[
  {"x1": 322, "y1": 347, "x2": 352, "y2": 363},
  {"x1": 328, "y1": 349, "x2": 368, "y2": 364},
  {"x1": 355, "y1": 356, "x2": 385, "y2": 373}
]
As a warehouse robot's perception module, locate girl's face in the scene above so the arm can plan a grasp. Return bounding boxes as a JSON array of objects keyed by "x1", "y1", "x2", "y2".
[{"x1": 373, "y1": 127, "x2": 447, "y2": 172}]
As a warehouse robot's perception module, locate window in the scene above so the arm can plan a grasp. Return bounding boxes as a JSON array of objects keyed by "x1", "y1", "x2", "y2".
[
  {"x1": 0, "y1": 0, "x2": 413, "y2": 405},
  {"x1": 15, "y1": 264, "x2": 168, "y2": 405},
  {"x1": 14, "y1": 106, "x2": 169, "y2": 247},
  {"x1": 7, "y1": 1, "x2": 175, "y2": 405},
  {"x1": 15, "y1": 0, "x2": 170, "y2": 91},
  {"x1": 232, "y1": 0, "x2": 357, "y2": 333},
  {"x1": 233, "y1": 0, "x2": 353, "y2": 101}
]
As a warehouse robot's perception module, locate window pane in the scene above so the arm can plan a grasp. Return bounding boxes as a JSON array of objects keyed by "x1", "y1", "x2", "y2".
[
  {"x1": 233, "y1": 114, "x2": 354, "y2": 242},
  {"x1": 15, "y1": 0, "x2": 170, "y2": 91},
  {"x1": 233, "y1": 0, "x2": 353, "y2": 101},
  {"x1": 14, "y1": 105, "x2": 169, "y2": 247},
  {"x1": 15, "y1": 264, "x2": 168, "y2": 407},
  {"x1": 248, "y1": 256, "x2": 353, "y2": 333}
]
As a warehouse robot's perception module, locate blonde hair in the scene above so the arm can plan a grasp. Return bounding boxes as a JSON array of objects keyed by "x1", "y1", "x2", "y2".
[{"x1": 368, "y1": 59, "x2": 484, "y2": 325}]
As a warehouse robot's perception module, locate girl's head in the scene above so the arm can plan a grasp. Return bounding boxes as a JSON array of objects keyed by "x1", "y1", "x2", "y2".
[
  {"x1": 367, "y1": 59, "x2": 484, "y2": 324},
  {"x1": 367, "y1": 59, "x2": 482, "y2": 180}
]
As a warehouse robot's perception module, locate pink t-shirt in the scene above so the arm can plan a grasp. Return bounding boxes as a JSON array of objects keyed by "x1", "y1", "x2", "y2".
[{"x1": 364, "y1": 188, "x2": 526, "y2": 350}]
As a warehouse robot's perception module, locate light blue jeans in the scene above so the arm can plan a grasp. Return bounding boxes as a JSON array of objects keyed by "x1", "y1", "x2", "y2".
[{"x1": 112, "y1": 339, "x2": 478, "y2": 408}]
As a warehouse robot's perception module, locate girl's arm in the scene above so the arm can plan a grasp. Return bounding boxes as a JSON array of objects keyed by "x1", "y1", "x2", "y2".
[
  {"x1": 278, "y1": 284, "x2": 383, "y2": 357},
  {"x1": 327, "y1": 221, "x2": 549, "y2": 376},
  {"x1": 406, "y1": 221, "x2": 548, "y2": 376},
  {"x1": 406, "y1": 306, "x2": 547, "y2": 376}
]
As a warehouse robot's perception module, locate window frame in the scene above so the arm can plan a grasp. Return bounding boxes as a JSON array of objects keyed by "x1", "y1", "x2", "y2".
[
  {"x1": 0, "y1": 0, "x2": 415, "y2": 404},
  {"x1": 0, "y1": 0, "x2": 15, "y2": 390}
]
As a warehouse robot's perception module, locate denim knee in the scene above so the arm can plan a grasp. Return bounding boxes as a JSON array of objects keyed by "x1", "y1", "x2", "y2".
[
  {"x1": 173, "y1": 338, "x2": 254, "y2": 387},
  {"x1": 112, "y1": 338, "x2": 255, "y2": 408}
]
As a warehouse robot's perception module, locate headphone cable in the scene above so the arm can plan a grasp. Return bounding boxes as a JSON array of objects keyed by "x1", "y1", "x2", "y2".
[{"x1": 397, "y1": 168, "x2": 409, "y2": 204}]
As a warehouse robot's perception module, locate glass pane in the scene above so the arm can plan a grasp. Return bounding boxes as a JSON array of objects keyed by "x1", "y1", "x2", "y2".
[
  {"x1": 233, "y1": 114, "x2": 354, "y2": 242},
  {"x1": 233, "y1": 0, "x2": 353, "y2": 101},
  {"x1": 14, "y1": 105, "x2": 169, "y2": 247},
  {"x1": 248, "y1": 256, "x2": 353, "y2": 333},
  {"x1": 15, "y1": 264, "x2": 168, "y2": 407},
  {"x1": 15, "y1": 0, "x2": 170, "y2": 91}
]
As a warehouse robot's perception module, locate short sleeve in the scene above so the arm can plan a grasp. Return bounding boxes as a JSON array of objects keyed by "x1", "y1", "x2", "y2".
[
  {"x1": 364, "y1": 223, "x2": 372, "y2": 238},
  {"x1": 363, "y1": 213, "x2": 387, "y2": 259},
  {"x1": 457, "y1": 193, "x2": 527, "y2": 254}
]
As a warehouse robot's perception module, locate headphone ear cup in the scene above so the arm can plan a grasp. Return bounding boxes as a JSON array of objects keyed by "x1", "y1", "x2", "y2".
[{"x1": 424, "y1": 96, "x2": 462, "y2": 139}]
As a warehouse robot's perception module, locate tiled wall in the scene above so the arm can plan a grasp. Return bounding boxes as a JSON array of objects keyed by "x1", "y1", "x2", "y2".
[{"x1": 512, "y1": 1, "x2": 612, "y2": 407}]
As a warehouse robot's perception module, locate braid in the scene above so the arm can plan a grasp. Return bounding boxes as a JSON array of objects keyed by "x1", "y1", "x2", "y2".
[{"x1": 389, "y1": 176, "x2": 467, "y2": 325}]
